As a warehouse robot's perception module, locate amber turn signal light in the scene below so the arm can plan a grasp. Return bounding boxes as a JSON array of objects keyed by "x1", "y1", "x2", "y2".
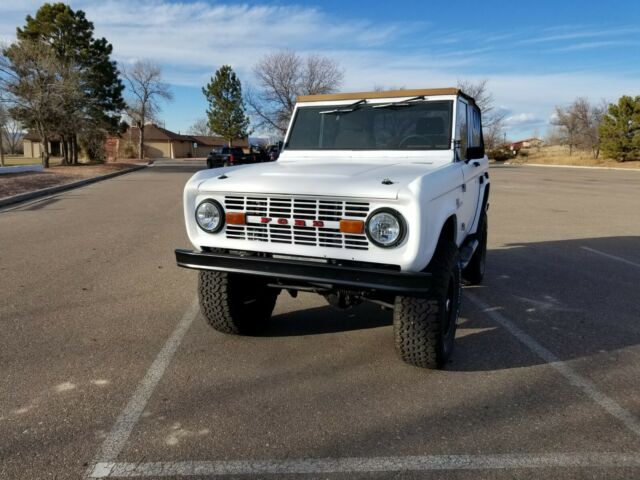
[
  {"x1": 339, "y1": 219, "x2": 365, "y2": 234},
  {"x1": 225, "y1": 212, "x2": 246, "y2": 225}
]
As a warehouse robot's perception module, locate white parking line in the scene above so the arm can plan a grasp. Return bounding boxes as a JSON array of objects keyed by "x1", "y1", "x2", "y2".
[
  {"x1": 86, "y1": 292, "x2": 640, "y2": 478},
  {"x1": 88, "y1": 453, "x2": 640, "y2": 477},
  {"x1": 466, "y1": 292, "x2": 640, "y2": 438},
  {"x1": 581, "y1": 246, "x2": 640, "y2": 269},
  {"x1": 86, "y1": 297, "x2": 199, "y2": 478}
]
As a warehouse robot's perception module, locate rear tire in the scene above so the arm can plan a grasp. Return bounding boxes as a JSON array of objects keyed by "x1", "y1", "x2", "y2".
[
  {"x1": 198, "y1": 271, "x2": 279, "y2": 335},
  {"x1": 393, "y1": 240, "x2": 461, "y2": 369},
  {"x1": 463, "y1": 212, "x2": 487, "y2": 285}
]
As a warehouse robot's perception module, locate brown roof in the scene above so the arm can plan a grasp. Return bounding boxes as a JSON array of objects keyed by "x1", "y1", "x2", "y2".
[
  {"x1": 23, "y1": 131, "x2": 66, "y2": 142},
  {"x1": 297, "y1": 88, "x2": 476, "y2": 105},
  {"x1": 23, "y1": 131, "x2": 41, "y2": 141},
  {"x1": 120, "y1": 126, "x2": 249, "y2": 147},
  {"x1": 511, "y1": 138, "x2": 542, "y2": 144},
  {"x1": 124, "y1": 124, "x2": 192, "y2": 142}
]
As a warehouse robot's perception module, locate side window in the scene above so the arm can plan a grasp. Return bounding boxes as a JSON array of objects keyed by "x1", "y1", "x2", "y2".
[
  {"x1": 457, "y1": 101, "x2": 468, "y2": 161},
  {"x1": 469, "y1": 107, "x2": 482, "y2": 148}
]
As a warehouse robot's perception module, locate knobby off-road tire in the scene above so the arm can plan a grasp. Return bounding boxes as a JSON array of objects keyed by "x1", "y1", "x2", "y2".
[
  {"x1": 198, "y1": 271, "x2": 279, "y2": 335},
  {"x1": 393, "y1": 240, "x2": 462, "y2": 369},
  {"x1": 463, "y1": 212, "x2": 487, "y2": 285}
]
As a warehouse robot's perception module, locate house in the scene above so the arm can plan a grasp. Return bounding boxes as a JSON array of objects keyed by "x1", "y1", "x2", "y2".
[
  {"x1": 114, "y1": 124, "x2": 249, "y2": 159},
  {"x1": 24, "y1": 123, "x2": 249, "y2": 160},
  {"x1": 509, "y1": 138, "x2": 544, "y2": 152},
  {"x1": 22, "y1": 132, "x2": 62, "y2": 158}
]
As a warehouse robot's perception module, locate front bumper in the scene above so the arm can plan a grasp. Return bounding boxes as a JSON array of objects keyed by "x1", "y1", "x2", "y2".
[{"x1": 175, "y1": 249, "x2": 432, "y2": 297}]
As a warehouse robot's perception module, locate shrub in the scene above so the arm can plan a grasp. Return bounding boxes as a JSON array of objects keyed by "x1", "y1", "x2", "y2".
[{"x1": 488, "y1": 147, "x2": 513, "y2": 161}]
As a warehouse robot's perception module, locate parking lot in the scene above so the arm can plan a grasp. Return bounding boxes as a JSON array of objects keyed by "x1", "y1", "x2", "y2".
[{"x1": 1, "y1": 162, "x2": 639, "y2": 479}]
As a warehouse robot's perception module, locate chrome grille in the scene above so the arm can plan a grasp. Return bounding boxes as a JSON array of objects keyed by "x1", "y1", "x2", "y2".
[{"x1": 224, "y1": 195, "x2": 370, "y2": 250}]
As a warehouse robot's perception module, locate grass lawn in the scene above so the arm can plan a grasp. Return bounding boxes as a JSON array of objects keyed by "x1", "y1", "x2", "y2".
[
  {"x1": 1, "y1": 155, "x2": 65, "y2": 166},
  {"x1": 509, "y1": 145, "x2": 640, "y2": 169}
]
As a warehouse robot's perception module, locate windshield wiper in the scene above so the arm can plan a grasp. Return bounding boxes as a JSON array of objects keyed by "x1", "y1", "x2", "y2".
[
  {"x1": 372, "y1": 95, "x2": 425, "y2": 109},
  {"x1": 319, "y1": 99, "x2": 367, "y2": 115}
]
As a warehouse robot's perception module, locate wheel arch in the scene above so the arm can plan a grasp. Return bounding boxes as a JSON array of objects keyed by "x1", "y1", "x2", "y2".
[
  {"x1": 439, "y1": 214, "x2": 458, "y2": 246},
  {"x1": 470, "y1": 182, "x2": 490, "y2": 234}
]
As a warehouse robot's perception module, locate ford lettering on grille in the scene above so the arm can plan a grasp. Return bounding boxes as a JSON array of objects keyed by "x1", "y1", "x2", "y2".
[{"x1": 224, "y1": 195, "x2": 370, "y2": 250}]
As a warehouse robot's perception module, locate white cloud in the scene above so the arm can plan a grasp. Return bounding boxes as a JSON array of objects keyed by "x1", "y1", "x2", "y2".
[
  {"x1": 517, "y1": 26, "x2": 640, "y2": 45},
  {"x1": 1, "y1": 0, "x2": 638, "y2": 137},
  {"x1": 504, "y1": 112, "x2": 545, "y2": 128}
]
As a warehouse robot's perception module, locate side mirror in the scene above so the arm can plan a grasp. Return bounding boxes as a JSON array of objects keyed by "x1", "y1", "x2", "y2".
[{"x1": 466, "y1": 146, "x2": 485, "y2": 160}]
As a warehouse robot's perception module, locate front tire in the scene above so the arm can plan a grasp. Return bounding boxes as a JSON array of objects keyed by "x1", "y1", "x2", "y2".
[
  {"x1": 198, "y1": 271, "x2": 279, "y2": 335},
  {"x1": 393, "y1": 240, "x2": 462, "y2": 369}
]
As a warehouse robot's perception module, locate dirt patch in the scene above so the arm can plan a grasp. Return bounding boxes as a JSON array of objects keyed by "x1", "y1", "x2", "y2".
[{"x1": 0, "y1": 163, "x2": 141, "y2": 200}]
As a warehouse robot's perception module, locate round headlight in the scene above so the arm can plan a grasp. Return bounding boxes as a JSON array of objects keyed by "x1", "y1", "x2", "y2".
[
  {"x1": 195, "y1": 199, "x2": 224, "y2": 233},
  {"x1": 366, "y1": 208, "x2": 406, "y2": 247}
]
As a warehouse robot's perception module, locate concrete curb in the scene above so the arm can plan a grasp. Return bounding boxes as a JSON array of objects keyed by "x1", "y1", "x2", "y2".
[
  {"x1": 504, "y1": 162, "x2": 640, "y2": 172},
  {"x1": 0, "y1": 164, "x2": 147, "y2": 208}
]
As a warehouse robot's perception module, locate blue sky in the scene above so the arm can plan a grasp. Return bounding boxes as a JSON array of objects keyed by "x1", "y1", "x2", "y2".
[{"x1": 1, "y1": 0, "x2": 639, "y2": 139}]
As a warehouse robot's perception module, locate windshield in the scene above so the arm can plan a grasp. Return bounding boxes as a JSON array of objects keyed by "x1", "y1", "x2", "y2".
[{"x1": 286, "y1": 100, "x2": 453, "y2": 150}]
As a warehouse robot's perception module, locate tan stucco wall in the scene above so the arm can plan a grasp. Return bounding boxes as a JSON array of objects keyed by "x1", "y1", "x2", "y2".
[
  {"x1": 23, "y1": 140, "x2": 42, "y2": 158},
  {"x1": 194, "y1": 145, "x2": 215, "y2": 157},
  {"x1": 145, "y1": 141, "x2": 171, "y2": 159},
  {"x1": 172, "y1": 141, "x2": 192, "y2": 158}
]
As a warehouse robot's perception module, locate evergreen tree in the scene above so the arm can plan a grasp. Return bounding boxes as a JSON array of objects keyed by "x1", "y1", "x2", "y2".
[
  {"x1": 599, "y1": 96, "x2": 640, "y2": 162},
  {"x1": 202, "y1": 65, "x2": 250, "y2": 146}
]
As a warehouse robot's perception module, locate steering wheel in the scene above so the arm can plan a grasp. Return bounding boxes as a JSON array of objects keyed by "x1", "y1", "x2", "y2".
[{"x1": 398, "y1": 134, "x2": 431, "y2": 148}]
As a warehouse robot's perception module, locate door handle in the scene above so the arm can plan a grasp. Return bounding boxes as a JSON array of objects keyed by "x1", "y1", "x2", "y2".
[{"x1": 472, "y1": 161, "x2": 480, "y2": 167}]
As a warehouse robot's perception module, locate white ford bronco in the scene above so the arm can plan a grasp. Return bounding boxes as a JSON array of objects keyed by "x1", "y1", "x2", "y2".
[{"x1": 175, "y1": 88, "x2": 490, "y2": 368}]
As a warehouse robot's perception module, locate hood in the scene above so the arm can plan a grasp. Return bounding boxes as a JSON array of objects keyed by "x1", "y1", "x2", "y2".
[{"x1": 196, "y1": 158, "x2": 443, "y2": 200}]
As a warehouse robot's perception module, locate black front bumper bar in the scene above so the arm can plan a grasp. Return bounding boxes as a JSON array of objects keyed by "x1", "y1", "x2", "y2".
[{"x1": 175, "y1": 249, "x2": 431, "y2": 296}]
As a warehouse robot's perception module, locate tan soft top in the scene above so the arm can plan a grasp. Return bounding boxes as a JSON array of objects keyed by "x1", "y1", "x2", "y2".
[{"x1": 297, "y1": 87, "x2": 476, "y2": 105}]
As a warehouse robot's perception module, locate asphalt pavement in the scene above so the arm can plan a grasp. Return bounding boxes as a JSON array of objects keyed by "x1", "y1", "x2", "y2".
[{"x1": 1, "y1": 160, "x2": 639, "y2": 479}]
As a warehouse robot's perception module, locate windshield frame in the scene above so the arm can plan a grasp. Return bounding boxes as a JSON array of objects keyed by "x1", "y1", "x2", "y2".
[{"x1": 284, "y1": 97, "x2": 455, "y2": 152}]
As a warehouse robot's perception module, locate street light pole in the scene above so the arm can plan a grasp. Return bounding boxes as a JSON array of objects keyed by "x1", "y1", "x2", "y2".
[{"x1": 0, "y1": 124, "x2": 5, "y2": 167}]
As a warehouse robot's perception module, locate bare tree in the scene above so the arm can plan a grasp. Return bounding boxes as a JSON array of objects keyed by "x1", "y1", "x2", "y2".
[
  {"x1": 247, "y1": 51, "x2": 344, "y2": 134},
  {"x1": 122, "y1": 60, "x2": 173, "y2": 159},
  {"x1": 571, "y1": 97, "x2": 606, "y2": 158},
  {"x1": 544, "y1": 125, "x2": 565, "y2": 145},
  {"x1": 188, "y1": 117, "x2": 214, "y2": 136},
  {"x1": 1, "y1": 113, "x2": 23, "y2": 155},
  {"x1": 553, "y1": 102, "x2": 583, "y2": 156},
  {"x1": 483, "y1": 121, "x2": 506, "y2": 154},
  {"x1": 457, "y1": 79, "x2": 506, "y2": 152},
  {"x1": 551, "y1": 98, "x2": 607, "y2": 158},
  {"x1": 373, "y1": 84, "x2": 406, "y2": 92},
  {"x1": 552, "y1": 105, "x2": 579, "y2": 155},
  {"x1": 0, "y1": 40, "x2": 72, "y2": 167}
]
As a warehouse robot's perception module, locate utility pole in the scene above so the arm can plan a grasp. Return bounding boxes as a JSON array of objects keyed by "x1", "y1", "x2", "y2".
[
  {"x1": 0, "y1": 105, "x2": 5, "y2": 167},
  {"x1": 0, "y1": 124, "x2": 5, "y2": 167}
]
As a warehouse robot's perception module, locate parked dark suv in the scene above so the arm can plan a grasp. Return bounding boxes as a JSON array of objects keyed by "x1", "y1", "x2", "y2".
[{"x1": 206, "y1": 147, "x2": 247, "y2": 168}]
